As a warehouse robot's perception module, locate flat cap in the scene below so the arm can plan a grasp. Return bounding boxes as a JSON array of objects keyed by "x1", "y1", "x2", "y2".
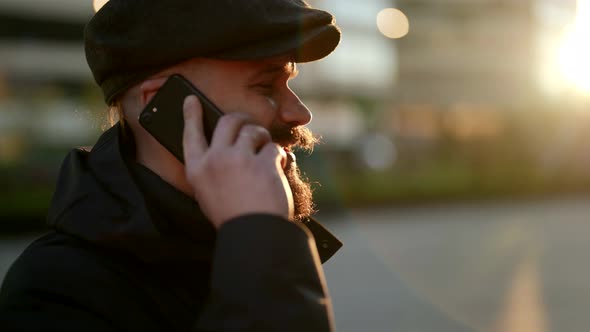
[{"x1": 85, "y1": 0, "x2": 341, "y2": 104}]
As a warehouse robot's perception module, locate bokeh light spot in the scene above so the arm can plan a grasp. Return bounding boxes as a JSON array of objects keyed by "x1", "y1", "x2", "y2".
[
  {"x1": 376, "y1": 8, "x2": 409, "y2": 39},
  {"x1": 359, "y1": 133, "x2": 397, "y2": 170}
]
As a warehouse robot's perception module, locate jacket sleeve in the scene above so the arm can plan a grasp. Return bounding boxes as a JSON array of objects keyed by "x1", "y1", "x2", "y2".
[{"x1": 194, "y1": 214, "x2": 335, "y2": 332}]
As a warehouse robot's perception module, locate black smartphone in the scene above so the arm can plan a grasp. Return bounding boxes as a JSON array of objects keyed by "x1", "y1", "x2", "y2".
[{"x1": 138, "y1": 74, "x2": 223, "y2": 164}]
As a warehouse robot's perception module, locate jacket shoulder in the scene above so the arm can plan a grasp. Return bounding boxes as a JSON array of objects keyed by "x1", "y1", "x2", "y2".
[
  {"x1": 0, "y1": 232, "x2": 160, "y2": 331},
  {"x1": 2, "y1": 232, "x2": 127, "y2": 290}
]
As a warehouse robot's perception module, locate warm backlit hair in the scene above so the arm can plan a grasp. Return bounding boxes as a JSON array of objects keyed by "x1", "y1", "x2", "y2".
[{"x1": 105, "y1": 99, "x2": 125, "y2": 130}]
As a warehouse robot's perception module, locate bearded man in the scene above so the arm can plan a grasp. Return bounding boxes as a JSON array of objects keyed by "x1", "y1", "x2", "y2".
[{"x1": 0, "y1": 1, "x2": 342, "y2": 331}]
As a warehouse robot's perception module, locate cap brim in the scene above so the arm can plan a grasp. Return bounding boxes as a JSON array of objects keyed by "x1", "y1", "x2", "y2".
[{"x1": 215, "y1": 24, "x2": 341, "y2": 63}]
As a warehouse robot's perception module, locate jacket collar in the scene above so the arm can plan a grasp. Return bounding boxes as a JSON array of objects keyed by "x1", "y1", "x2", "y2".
[{"x1": 48, "y1": 123, "x2": 215, "y2": 264}]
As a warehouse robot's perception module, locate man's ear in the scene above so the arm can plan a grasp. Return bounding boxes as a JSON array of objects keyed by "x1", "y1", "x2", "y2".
[{"x1": 139, "y1": 77, "x2": 169, "y2": 107}]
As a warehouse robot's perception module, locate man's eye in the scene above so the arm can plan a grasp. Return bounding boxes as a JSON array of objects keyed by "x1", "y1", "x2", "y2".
[{"x1": 256, "y1": 84, "x2": 274, "y2": 95}]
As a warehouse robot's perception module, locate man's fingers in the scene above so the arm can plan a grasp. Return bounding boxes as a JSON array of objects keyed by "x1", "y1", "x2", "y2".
[
  {"x1": 258, "y1": 143, "x2": 294, "y2": 220},
  {"x1": 235, "y1": 125, "x2": 272, "y2": 152},
  {"x1": 259, "y1": 142, "x2": 288, "y2": 169},
  {"x1": 210, "y1": 113, "x2": 252, "y2": 149},
  {"x1": 183, "y1": 95, "x2": 207, "y2": 163}
]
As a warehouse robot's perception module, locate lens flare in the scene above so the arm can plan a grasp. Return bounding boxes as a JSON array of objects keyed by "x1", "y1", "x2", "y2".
[{"x1": 93, "y1": 0, "x2": 109, "y2": 13}]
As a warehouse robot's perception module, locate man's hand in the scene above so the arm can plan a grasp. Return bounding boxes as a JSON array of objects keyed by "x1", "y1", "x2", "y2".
[{"x1": 182, "y1": 95, "x2": 294, "y2": 228}]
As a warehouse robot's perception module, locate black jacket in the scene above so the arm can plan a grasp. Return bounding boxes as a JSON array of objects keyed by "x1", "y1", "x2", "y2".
[{"x1": 0, "y1": 123, "x2": 341, "y2": 331}]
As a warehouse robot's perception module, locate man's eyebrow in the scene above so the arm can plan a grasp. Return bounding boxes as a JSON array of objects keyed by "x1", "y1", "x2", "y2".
[{"x1": 256, "y1": 62, "x2": 299, "y2": 79}]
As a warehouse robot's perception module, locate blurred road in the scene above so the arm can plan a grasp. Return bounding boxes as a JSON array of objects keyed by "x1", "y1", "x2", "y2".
[{"x1": 2, "y1": 196, "x2": 590, "y2": 332}]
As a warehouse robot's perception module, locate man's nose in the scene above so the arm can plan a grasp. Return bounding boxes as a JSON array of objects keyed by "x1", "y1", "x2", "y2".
[{"x1": 278, "y1": 88, "x2": 312, "y2": 126}]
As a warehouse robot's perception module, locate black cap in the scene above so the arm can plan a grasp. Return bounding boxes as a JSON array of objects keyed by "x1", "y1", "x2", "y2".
[{"x1": 84, "y1": 0, "x2": 341, "y2": 104}]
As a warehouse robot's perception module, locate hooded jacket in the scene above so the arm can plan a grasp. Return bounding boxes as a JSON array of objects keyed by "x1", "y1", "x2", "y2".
[{"x1": 0, "y1": 123, "x2": 341, "y2": 331}]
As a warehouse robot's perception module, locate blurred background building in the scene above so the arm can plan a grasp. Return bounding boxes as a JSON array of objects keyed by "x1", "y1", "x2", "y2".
[
  {"x1": 0, "y1": 0, "x2": 90, "y2": 88},
  {"x1": 397, "y1": 0, "x2": 537, "y2": 106}
]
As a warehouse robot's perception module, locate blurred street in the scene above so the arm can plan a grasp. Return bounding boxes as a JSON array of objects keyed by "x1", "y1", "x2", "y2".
[{"x1": 2, "y1": 196, "x2": 590, "y2": 332}]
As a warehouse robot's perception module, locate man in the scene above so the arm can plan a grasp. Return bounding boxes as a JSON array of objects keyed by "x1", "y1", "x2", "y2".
[{"x1": 0, "y1": 0, "x2": 342, "y2": 331}]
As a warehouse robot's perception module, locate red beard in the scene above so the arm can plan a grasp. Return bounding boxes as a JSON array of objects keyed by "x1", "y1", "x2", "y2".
[{"x1": 270, "y1": 123, "x2": 319, "y2": 222}]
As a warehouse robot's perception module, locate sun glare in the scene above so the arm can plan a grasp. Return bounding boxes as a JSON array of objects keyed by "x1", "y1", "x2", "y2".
[
  {"x1": 93, "y1": 0, "x2": 109, "y2": 13},
  {"x1": 559, "y1": 0, "x2": 590, "y2": 93}
]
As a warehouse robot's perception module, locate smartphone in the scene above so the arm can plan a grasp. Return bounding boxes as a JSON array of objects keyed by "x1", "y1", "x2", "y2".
[{"x1": 138, "y1": 74, "x2": 223, "y2": 164}]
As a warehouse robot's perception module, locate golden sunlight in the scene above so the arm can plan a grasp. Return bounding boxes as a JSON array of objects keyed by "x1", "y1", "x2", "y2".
[
  {"x1": 559, "y1": 0, "x2": 590, "y2": 93},
  {"x1": 494, "y1": 253, "x2": 547, "y2": 332},
  {"x1": 93, "y1": 0, "x2": 109, "y2": 13}
]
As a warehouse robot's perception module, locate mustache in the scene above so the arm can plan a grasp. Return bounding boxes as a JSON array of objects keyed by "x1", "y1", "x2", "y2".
[{"x1": 269, "y1": 123, "x2": 320, "y2": 152}]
